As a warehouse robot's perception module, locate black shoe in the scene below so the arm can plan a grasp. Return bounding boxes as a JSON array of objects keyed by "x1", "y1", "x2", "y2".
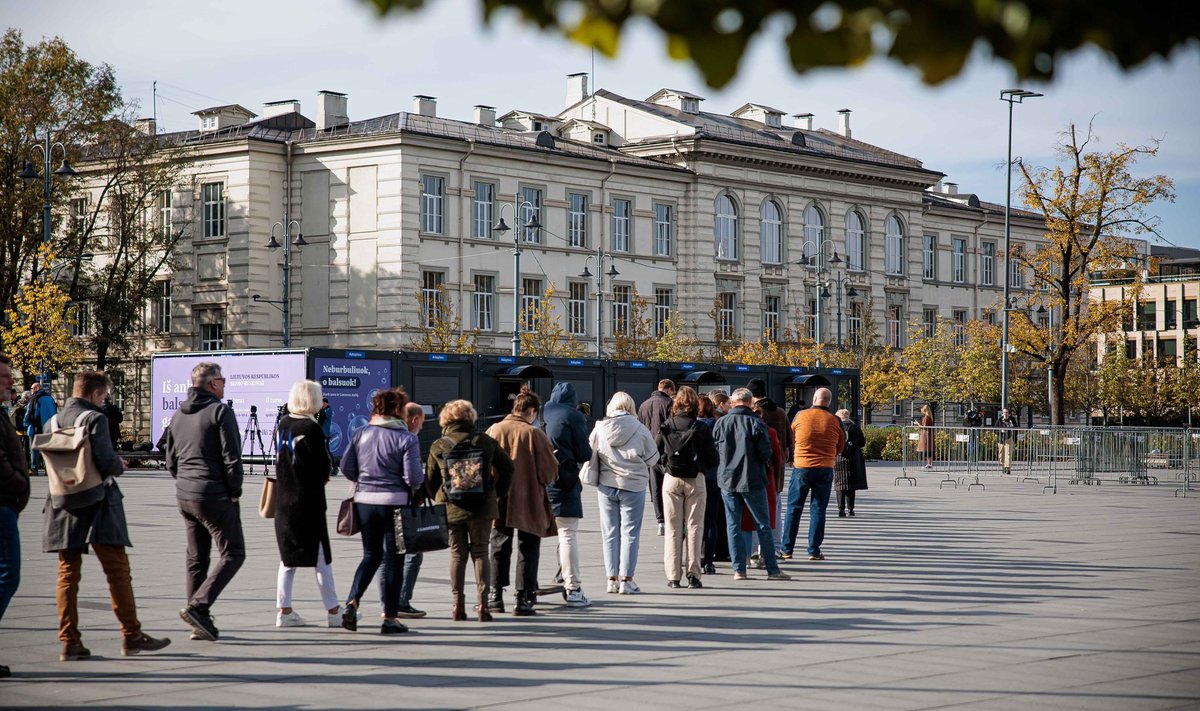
[
  {"x1": 122, "y1": 633, "x2": 172, "y2": 656},
  {"x1": 180, "y1": 606, "x2": 218, "y2": 641},
  {"x1": 838, "y1": 510, "x2": 846, "y2": 517},
  {"x1": 848, "y1": 510, "x2": 855, "y2": 517},
  {"x1": 380, "y1": 619, "x2": 408, "y2": 634},
  {"x1": 667, "y1": 580, "x2": 682, "y2": 589},
  {"x1": 513, "y1": 592, "x2": 536, "y2": 617},
  {"x1": 703, "y1": 563, "x2": 716, "y2": 575},
  {"x1": 687, "y1": 575, "x2": 703, "y2": 589},
  {"x1": 342, "y1": 603, "x2": 359, "y2": 631},
  {"x1": 486, "y1": 589, "x2": 505, "y2": 613},
  {"x1": 394, "y1": 605, "x2": 427, "y2": 619},
  {"x1": 0, "y1": 664, "x2": 9, "y2": 678}
]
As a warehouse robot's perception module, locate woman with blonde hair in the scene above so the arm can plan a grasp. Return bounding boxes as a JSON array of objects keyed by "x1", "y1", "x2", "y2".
[
  {"x1": 273, "y1": 380, "x2": 340, "y2": 628},
  {"x1": 590, "y1": 391, "x2": 659, "y2": 594}
]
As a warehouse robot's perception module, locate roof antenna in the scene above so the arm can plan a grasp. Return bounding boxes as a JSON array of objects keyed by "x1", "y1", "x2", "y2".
[{"x1": 590, "y1": 47, "x2": 596, "y2": 121}]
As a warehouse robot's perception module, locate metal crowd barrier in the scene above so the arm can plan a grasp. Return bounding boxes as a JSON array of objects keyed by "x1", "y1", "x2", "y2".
[{"x1": 899, "y1": 425, "x2": 1197, "y2": 495}]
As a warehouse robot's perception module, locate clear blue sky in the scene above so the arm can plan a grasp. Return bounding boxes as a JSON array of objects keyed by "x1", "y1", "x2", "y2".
[{"x1": 7, "y1": 0, "x2": 1198, "y2": 249}]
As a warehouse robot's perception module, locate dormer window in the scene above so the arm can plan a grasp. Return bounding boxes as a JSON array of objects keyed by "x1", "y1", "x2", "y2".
[
  {"x1": 682, "y1": 99, "x2": 699, "y2": 113},
  {"x1": 765, "y1": 113, "x2": 782, "y2": 128},
  {"x1": 532, "y1": 120, "x2": 544, "y2": 131},
  {"x1": 592, "y1": 132, "x2": 606, "y2": 145},
  {"x1": 201, "y1": 117, "x2": 215, "y2": 130}
]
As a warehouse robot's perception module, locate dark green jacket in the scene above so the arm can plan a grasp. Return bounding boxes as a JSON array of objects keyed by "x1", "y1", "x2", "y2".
[{"x1": 424, "y1": 422, "x2": 514, "y2": 525}]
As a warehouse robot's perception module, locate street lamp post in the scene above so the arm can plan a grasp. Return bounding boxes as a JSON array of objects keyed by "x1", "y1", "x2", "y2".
[
  {"x1": 256, "y1": 219, "x2": 306, "y2": 347},
  {"x1": 18, "y1": 132, "x2": 77, "y2": 282},
  {"x1": 579, "y1": 255, "x2": 619, "y2": 358},
  {"x1": 492, "y1": 199, "x2": 540, "y2": 356},
  {"x1": 822, "y1": 273, "x2": 859, "y2": 348},
  {"x1": 801, "y1": 240, "x2": 841, "y2": 364},
  {"x1": 1005, "y1": 293, "x2": 1047, "y2": 420},
  {"x1": 999, "y1": 88, "x2": 1043, "y2": 411}
]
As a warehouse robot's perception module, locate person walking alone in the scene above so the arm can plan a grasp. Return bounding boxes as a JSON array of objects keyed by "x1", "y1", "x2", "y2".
[
  {"x1": 543, "y1": 382, "x2": 594, "y2": 607},
  {"x1": 24, "y1": 382, "x2": 56, "y2": 472},
  {"x1": 834, "y1": 409, "x2": 868, "y2": 517},
  {"x1": 637, "y1": 379, "x2": 675, "y2": 537},
  {"x1": 997, "y1": 407, "x2": 1018, "y2": 475},
  {"x1": 166, "y1": 362, "x2": 246, "y2": 642},
  {"x1": 781, "y1": 388, "x2": 845, "y2": 561},
  {"x1": 916, "y1": 404, "x2": 935, "y2": 469},
  {"x1": 0, "y1": 354, "x2": 30, "y2": 677},
  {"x1": 656, "y1": 386, "x2": 718, "y2": 589}
]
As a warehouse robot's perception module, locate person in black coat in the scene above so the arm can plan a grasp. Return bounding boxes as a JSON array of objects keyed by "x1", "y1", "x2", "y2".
[
  {"x1": 637, "y1": 379, "x2": 676, "y2": 536},
  {"x1": 656, "y1": 386, "x2": 719, "y2": 588},
  {"x1": 102, "y1": 396, "x2": 123, "y2": 450},
  {"x1": 834, "y1": 409, "x2": 868, "y2": 517},
  {"x1": 272, "y1": 380, "x2": 341, "y2": 629},
  {"x1": 543, "y1": 382, "x2": 593, "y2": 606}
]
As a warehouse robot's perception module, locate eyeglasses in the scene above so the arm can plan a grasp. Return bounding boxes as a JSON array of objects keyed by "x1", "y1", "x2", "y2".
[{"x1": 211, "y1": 378, "x2": 226, "y2": 384}]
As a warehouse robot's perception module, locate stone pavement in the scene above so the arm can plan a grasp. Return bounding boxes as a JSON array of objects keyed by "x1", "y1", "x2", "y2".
[{"x1": 1, "y1": 467, "x2": 1198, "y2": 710}]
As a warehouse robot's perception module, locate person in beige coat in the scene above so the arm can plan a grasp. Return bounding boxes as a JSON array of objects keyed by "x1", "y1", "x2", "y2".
[{"x1": 485, "y1": 387, "x2": 558, "y2": 616}]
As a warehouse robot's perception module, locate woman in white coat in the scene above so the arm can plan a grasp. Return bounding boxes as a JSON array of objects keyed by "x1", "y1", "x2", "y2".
[{"x1": 589, "y1": 392, "x2": 659, "y2": 594}]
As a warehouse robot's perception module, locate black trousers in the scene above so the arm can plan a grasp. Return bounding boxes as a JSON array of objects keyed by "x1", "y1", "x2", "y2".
[
  {"x1": 178, "y1": 498, "x2": 246, "y2": 610},
  {"x1": 489, "y1": 525, "x2": 540, "y2": 593},
  {"x1": 650, "y1": 466, "x2": 666, "y2": 525},
  {"x1": 836, "y1": 490, "x2": 857, "y2": 512},
  {"x1": 701, "y1": 477, "x2": 727, "y2": 565}
]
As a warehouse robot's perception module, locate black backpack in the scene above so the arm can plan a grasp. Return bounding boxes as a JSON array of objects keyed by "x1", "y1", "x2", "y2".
[
  {"x1": 437, "y1": 434, "x2": 490, "y2": 509},
  {"x1": 662, "y1": 421, "x2": 699, "y2": 476}
]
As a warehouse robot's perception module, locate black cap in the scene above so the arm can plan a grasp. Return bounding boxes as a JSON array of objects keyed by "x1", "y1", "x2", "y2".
[{"x1": 747, "y1": 378, "x2": 767, "y2": 398}]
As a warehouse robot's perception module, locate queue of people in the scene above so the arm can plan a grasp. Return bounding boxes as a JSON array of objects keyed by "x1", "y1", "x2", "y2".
[{"x1": 0, "y1": 355, "x2": 874, "y2": 676}]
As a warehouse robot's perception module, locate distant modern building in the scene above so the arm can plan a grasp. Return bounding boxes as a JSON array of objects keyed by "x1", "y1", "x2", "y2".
[{"x1": 1092, "y1": 245, "x2": 1200, "y2": 365}]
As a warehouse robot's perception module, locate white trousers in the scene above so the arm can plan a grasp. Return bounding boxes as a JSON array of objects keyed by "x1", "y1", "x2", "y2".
[
  {"x1": 277, "y1": 546, "x2": 338, "y2": 610},
  {"x1": 555, "y1": 516, "x2": 582, "y2": 591}
]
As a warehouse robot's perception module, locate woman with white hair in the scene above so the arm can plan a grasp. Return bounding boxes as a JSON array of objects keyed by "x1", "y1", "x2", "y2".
[
  {"x1": 272, "y1": 380, "x2": 341, "y2": 628},
  {"x1": 589, "y1": 392, "x2": 659, "y2": 594}
]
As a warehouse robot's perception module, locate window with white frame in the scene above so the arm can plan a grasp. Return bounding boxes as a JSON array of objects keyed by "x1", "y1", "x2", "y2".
[
  {"x1": 885, "y1": 215, "x2": 905, "y2": 276},
  {"x1": 846, "y1": 210, "x2": 865, "y2": 271},
  {"x1": 108, "y1": 371, "x2": 126, "y2": 412},
  {"x1": 848, "y1": 302, "x2": 863, "y2": 346},
  {"x1": 152, "y1": 280, "x2": 172, "y2": 333},
  {"x1": 611, "y1": 285, "x2": 631, "y2": 335},
  {"x1": 714, "y1": 194, "x2": 738, "y2": 260},
  {"x1": 611, "y1": 198, "x2": 631, "y2": 252},
  {"x1": 420, "y1": 270, "x2": 445, "y2": 327},
  {"x1": 760, "y1": 200, "x2": 783, "y2": 265},
  {"x1": 472, "y1": 274, "x2": 494, "y2": 330},
  {"x1": 520, "y1": 186, "x2": 542, "y2": 243},
  {"x1": 68, "y1": 301, "x2": 90, "y2": 337},
  {"x1": 806, "y1": 297, "x2": 817, "y2": 340},
  {"x1": 764, "y1": 294, "x2": 781, "y2": 341},
  {"x1": 421, "y1": 175, "x2": 444, "y2": 234},
  {"x1": 717, "y1": 291, "x2": 737, "y2": 340},
  {"x1": 923, "y1": 234, "x2": 937, "y2": 280},
  {"x1": 472, "y1": 181, "x2": 494, "y2": 239},
  {"x1": 803, "y1": 205, "x2": 824, "y2": 263},
  {"x1": 981, "y1": 241, "x2": 995, "y2": 286},
  {"x1": 953, "y1": 237, "x2": 967, "y2": 283},
  {"x1": 1008, "y1": 244, "x2": 1025, "y2": 288},
  {"x1": 952, "y1": 308, "x2": 968, "y2": 346},
  {"x1": 520, "y1": 277, "x2": 543, "y2": 331},
  {"x1": 922, "y1": 307, "x2": 937, "y2": 339},
  {"x1": 70, "y1": 197, "x2": 87, "y2": 239},
  {"x1": 159, "y1": 190, "x2": 173, "y2": 239},
  {"x1": 653, "y1": 203, "x2": 672, "y2": 256},
  {"x1": 200, "y1": 321, "x2": 224, "y2": 351},
  {"x1": 888, "y1": 305, "x2": 904, "y2": 347},
  {"x1": 568, "y1": 282, "x2": 587, "y2": 336},
  {"x1": 568, "y1": 193, "x2": 588, "y2": 248},
  {"x1": 654, "y1": 288, "x2": 673, "y2": 337},
  {"x1": 892, "y1": 398, "x2": 903, "y2": 417},
  {"x1": 201, "y1": 182, "x2": 224, "y2": 238}
]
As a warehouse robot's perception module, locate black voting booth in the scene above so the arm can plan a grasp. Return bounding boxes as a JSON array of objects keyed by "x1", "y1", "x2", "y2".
[
  {"x1": 396, "y1": 351, "x2": 478, "y2": 458},
  {"x1": 477, "y1": 355, "x2": 556, "y2": 427}
]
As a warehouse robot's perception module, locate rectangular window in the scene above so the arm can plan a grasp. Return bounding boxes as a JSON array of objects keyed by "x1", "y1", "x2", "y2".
[
  {"x1": 981, "y1": 242, "x2": 995, "y2": 286},
  {"x1": 953, "y1": 309, "x2": 968, "y2": 346},
  {"x1": 472, "y1": 274, "x2": 494, "y2": 331},
  {"x1": 806, "y1": 298, "x2": 817, "y2": 340},
  {"x1": 520, "y1": 187, "x2": 542, "y2": 243},
  {"x1": 848, "y1": 302, "x2": 863, "y2": 347},
  {"x1": 420, "y1": 175, "x2": 444, "y2": 235},
  {"x1": 653, "y1": 203, "x2": 672, "y2": 257},
  {"x1": 568, "y1": 282, "x2": 587, "y2": 336},
  {"x1": 886, "y1": 232, "x2": 905, "y2": 276},
  {"x1": 472, "y1": 181, "x2": 495, "y2": 239},
  {"x1": 1137, "y1": 301, "x2": 1156, "y2": 331},
  {"x1": 888, "y1": 306, "x2": 904, "y2": 348},
  {"x1": 1184, "y1": 298, "x2": 1198, "y2": 328},
  {"x1": 1158, "y1": 338, "x2": 1178, "y2": 365},
  {"x1": 1008, "y1": 246, "x2": 1025, "y2": 288},
  {"x1": 201, "y1": 182, "x2": 224, "y2": 238},
  {"x1": 109, "y1": 371, "x2": 126, "y2": 412},
  {"x1": 654, "y1": 288, "x2": 673, "y2": 337},
  {"x1": 420, "y1": 271, "x2": 445, "y2": 327},
  {"x1": 568, "y1": 193, "x2": 588, "y2": 248},
  {"x1": 159, "y1": 190, "x2": 173, "y2": 239},
  {"x1": 1164, "y1": 299, "x2": 1177, "y2": 330},
  {"x1": 718, "y1": 292, "x2": 737, "y2": 341},
  {"x1": 763, "y1": 294, "x2": 781, "y2": 342},
  {"x1": 70, "y1": 197, "x2": 87, "y2": 239},
  {"x1": 611, "y1": 198, "x2": 631, "y2": 252},
  {"x1": 923, "y1": 235, "x2": 937, "y2": 280},
  {"x1": 1125, "y1": 339, "x2": 1137, "y2": 360},
  {"x1": 200, "y1": 322, "x2": 224, "y2": 351},
  {"x1": 152, "y1": 280, "x2": 172, "y2": 334},
  {"x1": 520, "y1": 277, "x2": 543, "y2": 331},
  {"x1": 611, "y1": 285, "x2": 632, "y2": 336},
  {"x1": 892, "y1": 398, "x2": 903, "y2": 417},
  {"x1": 922, "y1": 307, "x2": 937, "y2": 339},
  {"x1": 68, "y1": 302, "x2": 90, "y2": 337},
  {"x1": 952, "y1": 238, "x2": 967, "y2": 283},
  {"x1": 983, "y1": 310, "x2": 995, "y2": 326}
]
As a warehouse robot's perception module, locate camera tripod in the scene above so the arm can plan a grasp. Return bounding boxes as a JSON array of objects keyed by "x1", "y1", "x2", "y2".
[{"x1": 243, "y1": 405, "x2": 269, "y2": 476}]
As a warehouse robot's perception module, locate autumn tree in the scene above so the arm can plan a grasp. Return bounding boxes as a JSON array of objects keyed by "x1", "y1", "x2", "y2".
[
  {"x1": 2, "y1": 247, "x2": 86, "y2": 377},
  {"x1": 952, "y1": 320, "x2": 1003, "y2": 407},
  {"x1": 899, "y1": 317, "x2": 960, "y2": 424},
  {"x1": 651, "y1": 312, "x2": 702, "y2": 363},
  {"x1": 520, "y1": 284, "x2": 584, "y2": 358},
  {"x1": 408, "y1": 285, "x2": 478, "y2": 354},
  {"x1": 611, "y1": 287, "x2": 654, "y2": 360},
  {"x1": 1009, "y1": 123, "x2": 1174, "y2": 425}
]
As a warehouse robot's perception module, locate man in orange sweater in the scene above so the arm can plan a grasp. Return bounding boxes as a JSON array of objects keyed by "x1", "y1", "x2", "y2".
[{"x1": 781, "y1": 388, "x2": 845, "y2": 561}]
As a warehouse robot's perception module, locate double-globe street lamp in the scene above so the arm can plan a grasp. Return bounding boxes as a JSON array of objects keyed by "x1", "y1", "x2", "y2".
[
  {"x1": 819, "y1": 273, "x2": 859, "y2": 348},
  {"x1": 253, "y1": 219, "x2": 306, "y2": 347},
  {"x1": 802, "y1": 239, "x2": 841, "y2": 363},
  {"x1": 579, "y1": 255, "x2": 620, "y2": 358},
  {"x1": 18, "y1": 132, "x2": 78, "y2": 282},
  {"x1": 492, "y1": 199, "x2": 541, "y2": 356}
]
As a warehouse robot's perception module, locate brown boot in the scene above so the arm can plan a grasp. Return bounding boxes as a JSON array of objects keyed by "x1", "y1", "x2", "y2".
[
  {"x1": 451, "y1": 602, "x2": 467, "y2": 622},
  {"x1": 122, "y1": 633, "x2": 172, "y2": 656},
  {"x1": 475, "y1": 604, "x2": 494, "y2": 623},
  {"x1": 60, "y1": 642, "x2": 91, "y2": 662}
]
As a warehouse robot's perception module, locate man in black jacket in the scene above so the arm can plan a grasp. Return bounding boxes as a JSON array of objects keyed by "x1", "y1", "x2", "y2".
[
  {"x1": 166, "y1": 362, "x2": 245, "y2": 641},
  {"x1": 637, "y1": 379, "x2": 675, "y2": 536},
  {"x1": 543, "y1": 382, "x2": 593, "y2": 606},
  {"x1": 0, "y1": 354, "x2": 29, "y2": 677}
]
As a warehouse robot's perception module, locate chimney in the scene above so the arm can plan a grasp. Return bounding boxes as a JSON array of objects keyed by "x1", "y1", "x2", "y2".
[
  {"x1": 413, "y1": 95, "x2": 437, "y2": 117},
  {"x1": 263, "y1": 99, "x2": 301, "y2": 119},
  {"x1": 944, "y1": 182, "x2": 958, "y2": 195},
  {"x1": 474, "y1": 105, "x2": 497, "y2": 127},
  {"x1": 566, "y1": 72, "x2": 589, "y2": 107},
  {"x1": 134, "y1": 118, "x2": 156, "y2": 136},
  {"x1": 793, "y1": 113, "x2": 814, "y2": 130},
  {"x1": 837, "y1": 108, "x2": 852, "y2": 138},
  {"x1": 316, "y1": 91, "x2": 348, "y2": 130}
]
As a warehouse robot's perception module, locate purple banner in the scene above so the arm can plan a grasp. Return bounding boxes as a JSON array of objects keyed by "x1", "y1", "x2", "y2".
[{"x1": 313, "y1": 356, "x2": 392, "y2": 457}]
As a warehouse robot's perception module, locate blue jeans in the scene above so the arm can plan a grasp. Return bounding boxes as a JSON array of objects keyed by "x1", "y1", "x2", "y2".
[
  {"x1": 380, "y1": 553, "x2": 423, "y2": 612},
  {"x1": 721, "y1": 489, "x2": 780, "y2": 575},
  {"x1": 597, "y1": 484, "x2": 646, "y2": 578},
  {"x1": 347, "y1": 503, "x2": 404, "y2": 617},
  {"x1": 0, "y1": 506, "x2": 19, "y2": 620},
  {"x1": 782, "y1": 467, "x2": 833, "y2": 556}
]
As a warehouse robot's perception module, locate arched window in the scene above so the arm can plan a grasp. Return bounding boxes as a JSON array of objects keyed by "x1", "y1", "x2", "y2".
[
  {"x1": 760, "y1": 200, "x2": 782, "y2": 264},
  {"x1": 846, "y1": 210, "x2": 865, "y2": 271},
  {"x1": 885, "y1": 214, "x2": 905, "y2": 275},
  {"x1": 714, "y1": 194, "x2": 738, "y2": 260},
  {"x1": 803, "y1": 205, "x2": 824, "y2": 263}
]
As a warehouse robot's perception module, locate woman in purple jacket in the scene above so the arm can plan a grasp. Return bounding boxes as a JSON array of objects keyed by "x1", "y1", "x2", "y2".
[{"x1": 338, "y1": 387, "x2": 423, "y2": 634}]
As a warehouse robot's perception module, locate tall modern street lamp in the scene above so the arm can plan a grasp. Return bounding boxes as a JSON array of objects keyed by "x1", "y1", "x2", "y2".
[
  {"x1": 579, "y1": 254, "x2": 620, "y2": 358},
  {"x1": 492, "y1": 199, "x2": 540, "y2": 356},
  {"x1": 254, "y1": 218, "x2": 306, "y2": 347},
  {"x1": 18, "y1": 131, "x2": 77, "y2": 282},
  {"x1": 999, "y1": 88, "x2": 1043, "y2": 411}
]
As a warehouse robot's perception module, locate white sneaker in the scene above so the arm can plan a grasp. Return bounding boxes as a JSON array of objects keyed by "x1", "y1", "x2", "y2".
[
  {"x1": 564, "y1": 589, "x2": 592, "y2": 607},
  {"x1": 606, "y1": 579, "x2": 620, "y2": 594},
  {"x1": 276, "y1": 610, "x2": 307, "y2": 628},
  {"x1": 619, "y1": 579, "x2": 641, "y2": 595},
  {"x1": 657, "y1": 523, "x2": 665, "y2": 537}
]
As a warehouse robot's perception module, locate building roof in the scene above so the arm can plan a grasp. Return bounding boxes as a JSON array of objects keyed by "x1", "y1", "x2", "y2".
[
  {"x1": 732, "y1": 102, "x2": 787, "y2": 116},
  {"x1": 497, "y1": 109, "x2": 560, "y2": 123},
  {"x1": 647, "y1": 88, "x2": 705, "y2": 102},
  {"x1": 560, "y1": 118, "x2": 609, "y2": 131},
  {"x1": 192, "y1": 104, "x2": 256, "y2": 117},
  {"x1": 923, "y1": 190, "x2": 1045, "y2": 221}
]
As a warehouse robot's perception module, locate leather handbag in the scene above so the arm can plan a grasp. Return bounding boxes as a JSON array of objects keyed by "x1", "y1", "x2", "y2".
[
  {"x1": 336, "y1": 482, "x2": 359, "y2": 536},
  {"x1": 258, "y1": 477, "x2": 276, "y2": 519},
  {"x1": 394, "y1": 501, "x2": 449, "y2": 554},
  {"x1": 579, "y1": 446, "x2": 602, "y2": 486}
]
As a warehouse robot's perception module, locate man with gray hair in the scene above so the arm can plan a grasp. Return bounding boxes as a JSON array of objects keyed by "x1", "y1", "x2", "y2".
[
  {"x1": 712, "y1": 388, "x2": 790, "y2": 581},
  {"x1": 782, "y1": 387, "x2": 845, "y2": 561},
  {"x1": 165, "y1": 362, "x2": 245, "y2": 642}
]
